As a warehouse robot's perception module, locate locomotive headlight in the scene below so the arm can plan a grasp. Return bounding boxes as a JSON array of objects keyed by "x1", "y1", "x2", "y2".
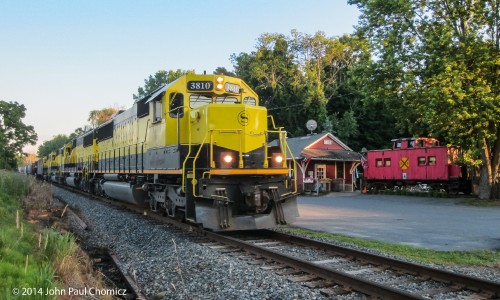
[
  {"x1": 270, "y1": 153, "x2": 285, "y2": 167},
  {"x1": 220, "y1": 151, "x2": 236, "y2": 168},
  {"x1": 223, "y1": 154, "x2": 233, "y2": 163}
]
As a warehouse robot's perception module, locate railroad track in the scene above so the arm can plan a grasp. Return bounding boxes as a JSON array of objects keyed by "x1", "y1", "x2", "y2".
[
  {"x1": 205, "y1": 230, "x2": 500, "y2": 299},
  {"x1": 55, "y1": 185, "x2": 500, "y2": 299}
]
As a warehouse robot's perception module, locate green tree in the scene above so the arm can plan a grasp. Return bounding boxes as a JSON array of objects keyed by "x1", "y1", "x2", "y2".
[
  {"x1": 231, "y1": 30, "x2": 386, "y2": 149},
  {"x1": 68, "y1": 126, "x2": 91, "y2": 141},
  {"x1": 213, "y1": 67, "x2": 235, "y2": 76},
  {"x1": 0, "y1": 100, "x2": 37, "y2": 169},
  {"x1": 330, "y1": 110, "x2": 359, "y2": 146},
  {"x1": 88, "y1": 107, "x2": 119, "y2": 128},
  {"x1": 133, "y1": 69, "x2": 194, "y2": 100},
  {"x1": 232, "y1": 33, "x2": 306, "y2": 135},
  {"x1": 349, "y1": 0, "x2": 500, "y2": 199},
  {"x1": 37, "y1": 134, "x2": 70, "y2": 157}
]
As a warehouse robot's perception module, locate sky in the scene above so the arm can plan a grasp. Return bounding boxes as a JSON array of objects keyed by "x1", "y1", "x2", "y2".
[{"x1": 0, "y1": 0, "x2": 360, "y2": 153}]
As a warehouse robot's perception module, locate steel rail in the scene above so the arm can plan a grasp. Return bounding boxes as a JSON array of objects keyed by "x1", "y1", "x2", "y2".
[
  {"x1": 204, "y1": 231, "x2": 424, "y2": 300},
  {"x1": 257, "y1": 229, "x2": 500, "y2": 297}
]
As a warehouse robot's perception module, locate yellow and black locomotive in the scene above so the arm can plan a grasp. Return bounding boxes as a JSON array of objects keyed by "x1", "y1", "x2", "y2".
[{"x1": 38, "y1": 74, "x2": 298, "y2": 231}]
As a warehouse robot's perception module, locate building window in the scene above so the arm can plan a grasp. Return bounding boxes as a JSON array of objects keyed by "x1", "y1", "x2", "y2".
[
  {"x1": 336, "y1": 162, "x2": 344, "y2": 178},
  {"x1": 428, "y1": 156, "x2": 436, "y2": 165},
  {"x1": 384, "y1": 158, "x2": 391, "y2": 167},
  {"x1": 418, "y1": 156, "x2": 426, "y2": 166},
  {"x1": 323, "y1": 139, "x2": 333, "y2": 145},
  {"x1": 376, "y1": 158, "x2": 383, "y2": 167},
  {"x1": 316, "y1": 164, "x2": 326, "y2": 179}
]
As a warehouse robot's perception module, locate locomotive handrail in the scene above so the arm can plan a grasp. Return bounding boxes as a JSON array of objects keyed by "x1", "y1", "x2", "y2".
[
  {"x1": 188, "y1": 133, "x2": 209, "y2": 197},
  {"x1": 282, "y1": 137, "x2": 298, "y2": 195},
  {"x1": 182, "y1": 105, "x2": 196, "y2": 193},
  {"x1": 267, "y1": 115, "x2": 283, "y2": 131}
]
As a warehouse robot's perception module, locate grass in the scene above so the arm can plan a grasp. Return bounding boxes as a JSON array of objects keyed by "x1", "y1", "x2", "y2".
[
  {"x1": 0, "y1": 170, "x2": 58, "y2": 299},
  {"x1": 282, "y1": 227, "x2": 500, "y2": 267},
  {"x1": 458, "y1": 198, "x2": 500, "y2": 207},
  {"x1": 0, "y1": 171, "x2": 110, "y2": 300}
]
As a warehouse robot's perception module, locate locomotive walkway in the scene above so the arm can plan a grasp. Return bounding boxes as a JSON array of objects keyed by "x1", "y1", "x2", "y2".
[{"x1": 293, "y1": 192, "x2": 500, "y2": 251}]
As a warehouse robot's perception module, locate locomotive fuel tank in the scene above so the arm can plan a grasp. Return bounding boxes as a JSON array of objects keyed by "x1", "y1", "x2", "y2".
[
  {"x1": 102, "y1": 181, "x2": 147, "y2": 205},
  {"x1": 65, "y1": 176, "x2": 80, "y2": 188}
]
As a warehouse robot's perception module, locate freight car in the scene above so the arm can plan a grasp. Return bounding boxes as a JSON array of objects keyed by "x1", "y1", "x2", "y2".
[
  {"x1": 37, "y1": 74, "x2": 299, "y2": 231},
  {"x1": 363, "y1": 137, "x2": 471, "y2": 194}
]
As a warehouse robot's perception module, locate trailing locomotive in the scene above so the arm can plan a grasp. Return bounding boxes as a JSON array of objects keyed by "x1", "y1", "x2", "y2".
[
  {"x1": 363, "y1": 137, "x2": 471, "y2": 193},
  {"x1": 37, "y1": 74, "x2": 299, "y2": 231}
]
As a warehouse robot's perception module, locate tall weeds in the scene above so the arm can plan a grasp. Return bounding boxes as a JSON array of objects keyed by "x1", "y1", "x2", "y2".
[{"x1": 0, "y1": 171, "x2": 57, "y2": 299}]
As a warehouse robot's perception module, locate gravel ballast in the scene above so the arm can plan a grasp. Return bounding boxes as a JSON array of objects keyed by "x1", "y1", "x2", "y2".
[{"x1": 55, "y1": 188, "x2": 329, "y2": 299}]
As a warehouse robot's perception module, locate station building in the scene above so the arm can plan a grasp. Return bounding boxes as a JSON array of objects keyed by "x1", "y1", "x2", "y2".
[{"x1": 275, "y1": 133, "x2": 362, "y2": 193}]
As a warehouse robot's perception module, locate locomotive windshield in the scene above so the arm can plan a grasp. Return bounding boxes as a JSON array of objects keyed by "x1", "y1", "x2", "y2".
[{"x1": 189, "y1": 94, "x2": 257, "y2": 108}]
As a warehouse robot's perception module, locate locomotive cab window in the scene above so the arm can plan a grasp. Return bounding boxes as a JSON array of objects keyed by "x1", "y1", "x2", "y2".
[
  {"x1": 152, "y1": 100, "x2": 162, "y2": 123},
  {"x1": 418, "y1": 156, "x2": 426, "y2": 166},
  {"x1": 243, "y1": 97, "x2": 256, "y2": 106},
  {"x1": 215, "y1": 96, "x2": 239, "y2": 104},
  {"x1": 169, "y1": 93, "x2": 184, "y2": 118},
  {"x1": 190, "y1": 94, "x2": 212, "y2": 108}
]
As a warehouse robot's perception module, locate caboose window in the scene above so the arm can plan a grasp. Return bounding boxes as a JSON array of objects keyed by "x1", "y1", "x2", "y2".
[
  {"x1": 169, "y1": 93, "x2": 184, "y2": 118},
  {"x1": 376, "y1": 158, "x2": 383, "y2": 167},
  {"x1": 428, "y1": 156, "x2": 436, "y2": 165},
  {"x1": 418, "y1": 157, "x2": 426, "y2": 166},
  {"x1": 384, "y1": 158, "x2": 391, "y2": 166},
  {"x1": 395, "y1": 141, "x2": 401, "y2": 149}
]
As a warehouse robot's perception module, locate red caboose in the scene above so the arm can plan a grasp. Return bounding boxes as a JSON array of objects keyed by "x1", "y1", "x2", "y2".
[{"x1": 363, "y1": 138, "x2": 470, "y2": 193}]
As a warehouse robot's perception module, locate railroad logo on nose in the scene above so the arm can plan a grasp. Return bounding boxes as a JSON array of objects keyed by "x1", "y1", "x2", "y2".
[{"x1": 238, "y1": 111, "x2": 249, "y2": 126}]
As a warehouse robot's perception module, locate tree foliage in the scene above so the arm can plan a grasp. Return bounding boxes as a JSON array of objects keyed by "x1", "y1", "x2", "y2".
[
  {"x1": 37, "y1": 134, "x2": 70, "y2": 157},
  {"x1": 349, "y1": 0, "x2": 500, "y2": 198},
  {"x1": 231, "y1": 30, "x2": 392, "y2": 150},
  {"x1": 38, "y1": 106, "x2": 118, "y2": 157},
  {"x1": 0, "y1": 100, "x2": 37, "y2": 169},
  {"x1": 133, "y1": 69, "x2": 194, "y2": 100},
  {"x1": 213, "y1": 67, "x2": 235, "y2": 76},
  {"x1": 88, "y1": 107, "x2": 119, "y2": 128}
]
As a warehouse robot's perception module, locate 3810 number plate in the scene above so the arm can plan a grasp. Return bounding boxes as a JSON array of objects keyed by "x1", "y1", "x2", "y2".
[{"x1": 187, "y1": 81, "x2": 213, "y2": 91}]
